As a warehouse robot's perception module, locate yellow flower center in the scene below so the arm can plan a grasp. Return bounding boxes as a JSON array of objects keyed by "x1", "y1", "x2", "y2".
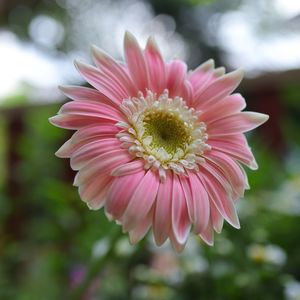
[{"x1": 142, "y1": 110, "x2": 192, "y2": 159}]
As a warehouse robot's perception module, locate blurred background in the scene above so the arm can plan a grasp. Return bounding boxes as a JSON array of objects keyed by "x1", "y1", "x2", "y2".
[{"x1": 1, "y1": 0, "x2": 300, "y2": 299}]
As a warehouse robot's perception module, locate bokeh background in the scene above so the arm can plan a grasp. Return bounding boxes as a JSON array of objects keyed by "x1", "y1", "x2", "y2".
[{"x1": 1, "y1": 0, "x2": 300, "y2": 299}]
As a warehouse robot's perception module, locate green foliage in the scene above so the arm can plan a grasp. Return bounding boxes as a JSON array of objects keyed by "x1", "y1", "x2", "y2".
[
  {"x1": 0, "y1": 102, "x2": 299, "y2": 299},
  {"x1": 1, "y1": 0, "x2": 300, "y2": 299}
]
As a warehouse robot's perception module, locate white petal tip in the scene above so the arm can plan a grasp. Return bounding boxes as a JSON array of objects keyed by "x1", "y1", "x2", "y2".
[
  {"x1": 225, "y1": 212, "x2": 241, "y2": 229},
  {"x1": 247, "y1": 112, "x2": 269, "y2": 126},
  {"x1": 124, "y1": 31, "x2": 136, "y2": 45},
  {"x1": 74, "y1": 59, "x2": 86, "y2": 70},
  {"x1": 250, "y1": 160, "x2": 259, "y2": 170},
  {"x1": 213, "y1": 67, "x2": 226, "y2": 77},
  {"x1": 200, "y1": 237, "x2": 214, "y2": 246},
  {"x1": 228, "y1": 68, "x2": 244, "y2": 82},
  {"x1": 197, "y1": 59, "x2": 215, "y2": 72},
  {"x1": 91, "y1": 45, "x2": 104, "y2": 59},
  {"x1": 232, "y1": 221, "x2": 241, "y2": 229},
  {"x1": 86, "y1": 203, "x2": 99, "y2": 210},
  {"x1": 260, "y1": 113, "x2": 269, "y2": 123},
  {"x1": 48, "y1": 116, "x2": 59, "y2": 126},
  {"x1": 204, "y1": 59, "x2": 215, "y2": 68},
  {"x1": 147, "y1": 36, "x2": 158, "y2": 49},
  {"x1": 58, "y1": 85, "x2": 66, "y2": 92},
  {"x1": 54, "y1": 149, "x2": 66, "y2": 158},
  {"x1": 104, "y1": 211, "x2": 114, "y2": 221},
  {"x1": 73, "y1": 59, "x2": 80, "y2": 67},
  {"x1": 154, "y1": 239, "x2": 165, "y2": 247}
]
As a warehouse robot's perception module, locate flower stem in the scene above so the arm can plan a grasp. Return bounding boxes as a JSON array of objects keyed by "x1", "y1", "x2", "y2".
[{"x1": 70, "y1": 227, "x2": 120, "y2": 300}]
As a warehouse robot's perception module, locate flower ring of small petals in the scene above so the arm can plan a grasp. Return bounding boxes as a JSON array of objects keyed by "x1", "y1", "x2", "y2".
[{"x1": 50, "y1": 32, "x2": 268, "y2": 252}]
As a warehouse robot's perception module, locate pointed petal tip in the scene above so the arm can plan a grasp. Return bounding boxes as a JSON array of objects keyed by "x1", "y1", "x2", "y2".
[
  {"x1": 247, "y1": 112, "x2": 269, "y2": 126},
  {"x1": 200, "y1": 236, "x2": 214, "y2": 246},
  {"x1": 74, "y1": 59, "x2": 88, "y2": 71},
  {"x1": 104, "y1": 211, "x2": 114, "y2": 222},
  {"x1": 146, "y1": 35, "x2": 159, "y2": 51},
  {"x1": 198, "y1": 59, "x2": 215, "y2": 72},
  {"x1": 48, "y1": 115, "x2": 59, "y2": 126},
  {"x1": 128, "y1": 235, "x2": 136, "y2": 245},
  {"x1": 154, "y1": 237, "x2": 166, "y2": 247},
  {"x1": 231, "y1": 219, "x2": 241, "y2": 229},
  {"x1": 174, "y1": 244, "x2": 185, "y2": 254},
  {"x1": 57, "y1": 85, "x2": 80, "y2": 97},
  {"x1": 228, "y1": 68, "x2": 244, "y2": 82},
  {"x1": 73, "y1": 59, "x2": 83, "y2": 72},
  {"x1": 91, "y1": 44, "x2": 105, "y2": 59},
  {"x1": 73, "y1": 59, "x2": 80, "y2": 67},
  {"x1": 224, "y1": 207, "x2": 240, "y2": 229},
  {"x1": 54, "y1": 148, "x2": 65, "y2": 158},
  {"x1": 213, "y1": 67, "x2": 226, "y2": 77},
  {"x1": 91, "y1": 44, "x2": 100, "y2": 52},
  {"x1": 260, "y1": 113, "x2": 269, "y2": 123},
  {"x1": 86, "y1": 202, "x2": 99, "y2": 210},
  {"x1": 250, "y1": 159, "x2": 259, "y2": 170},
  {"x1": 124, "y1": 30, "x2": 136, "y2": 45},
  {"x1": 205, "y1": 58, "x2": 214, "y2": 67},
  {"x1": 58, "y1": 85, "x2": 66, "y2": 92}
]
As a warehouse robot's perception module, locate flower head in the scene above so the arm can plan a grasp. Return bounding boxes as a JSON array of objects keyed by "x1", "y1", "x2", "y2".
[{"x1": 49, "y1": 32, "x2": 268, "y2": 252}]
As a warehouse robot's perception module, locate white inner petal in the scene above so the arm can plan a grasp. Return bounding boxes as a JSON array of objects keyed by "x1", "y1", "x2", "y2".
[{"x1": 116, "y1": 90, "x2": 210, "y2": 182}]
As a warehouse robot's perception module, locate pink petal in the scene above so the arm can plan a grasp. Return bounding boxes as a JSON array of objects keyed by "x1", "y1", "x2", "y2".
[
  {"x1": 55, "y1": 124, "x2": 119, "y2": 158},
  {"x1": 166, "y1": 60, "x2": 187, "y2": 98},
  {"x1": 91, "y1": 45, "x2": 137, "y2": 96},
  {"x1": 210, "y1": 201, "x2": 224, "y2": 233},
  {"x1": 75, "y1": 149, "x2": 131, "y2": 186},
  {"x1": 201, "y1": 93, "x2": 246, "y2": 124},
  {"x1": 144, "y1": 36, "x2": 166, "y2": 94},
  {"x1": 188, "y1": 59, "x2": 215, "y2": 99},
  {"x1": 85, "y1": 184, "x2": 112, "y2": 210},
  {"x1": 207, "y1": 112, "x2": 269, "y2": 137},
  {"x1": 194, "y1": 69, "x2": 244, "y2": 109},
  {"x1": 205, "y1": 150, "x2": 249, "y2": 197},
  {"x1": 78, "y1": 176, "x2": 112, "y2": 210},
  {"x1": 199, "y1": 219, "x2": 214, "y2": 246},
  {"x1": 200, "y1": 163, "x2": 234, "y2": 198},
  {"x1": 105, "y1": 170, "x2": 145, "y2": 220},
  {"x1": 171, "y1": 175, "x2": 191, "y2": 245},
  {"x1": 111, "y1": 159, "x2": 144, "y2": 176},
  {"x1": 209, "y1": 135, "x2": 258, "y2": 170},
  {"x1": 49, "y1": 114, "x2": 115, "y2": 130},
  {"x1": 59, "y1": 85, "x2": 116, "y2": 108},
  {"x1": 213, "y1": 67, "x2": 226, "y2": 77},
  {"x1": 70, "y1": 138, "x2": 120, "y2": 170},
  {"x1": 179, "y1": 176, "x2": 194, "y2": 222},
  {"x1": 71, "y1": 124, "x2": 119, "y2": 144},
  {"x1": 181, "y1": 80, "x2": 194, "y2": 106},
  {"x1": 169, "y1": 230, "x2": 186, "y2": 253},
  {"x1": 55, "y1": 139, "x2": 74, "y2": 158},
  {"x1": 124, "y1": 31, "x2": 149, "y2": 93},
  {"x1": 198, "y1": 170, "x2": 240, "y2": 229},
  {"x1": 74, "y1": 60, "x2": 128, "y2": 105},
  {"x1": 188, "y1": 172, "x2": 210, "y2": 234},
  {"x1": 122, "y1": 170, "x2": 159, "y2": 232},
  {"x1": 128, "y1": 207, "x2": 153, "y2": 244},
  {"x1": 58, "y1": 100, "x2": 123, "y2": 122},
  {"x1": 153, "y1": 171, "x2": 173, "y2": 246}
]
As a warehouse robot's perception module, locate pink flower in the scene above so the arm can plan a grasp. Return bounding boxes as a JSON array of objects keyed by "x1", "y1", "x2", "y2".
[{"x1": 49, "y1": 32, "x2": 268, "y2": 252}]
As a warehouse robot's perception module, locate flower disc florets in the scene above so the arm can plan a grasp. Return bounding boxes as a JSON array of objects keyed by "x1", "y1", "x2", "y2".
[
  {"x1": 49, "y1": 31, "x2": 269, "y2": 252},
  {"x1": 116, "y1": 90, "x2": 210, "y2": 182}
]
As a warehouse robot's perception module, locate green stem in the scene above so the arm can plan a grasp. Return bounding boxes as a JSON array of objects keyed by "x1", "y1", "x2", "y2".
[{"x1": 70, "y1": 227, "x2": 120, "y2": 300}]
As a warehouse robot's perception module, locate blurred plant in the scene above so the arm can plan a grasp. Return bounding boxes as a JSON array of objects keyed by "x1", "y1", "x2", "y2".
[{"x1": 1, "y1": 0, "x2": 300, "y2": 299}]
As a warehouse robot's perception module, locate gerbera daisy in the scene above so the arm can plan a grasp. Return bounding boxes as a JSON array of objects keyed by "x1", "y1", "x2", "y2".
[{"x1": 49, "y1": 32, "x2": 268, "y2": 252}]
